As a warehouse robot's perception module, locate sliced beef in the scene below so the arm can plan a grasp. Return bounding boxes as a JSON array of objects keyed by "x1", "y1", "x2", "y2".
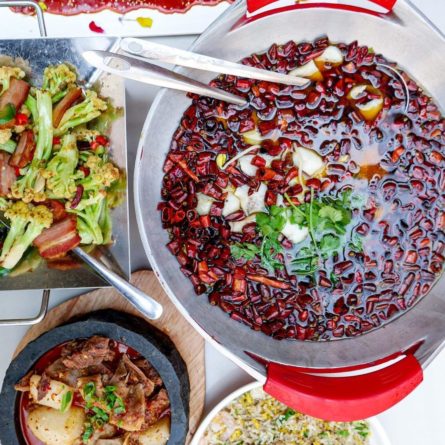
[
  {"x1": 142, "y1": 389, "x2": 170, "y2": 428},
  {"x1": 45, "y1": 357, "x2": 82, "y2": 387},
  {"x1": 36, "y1": 372, "x2": 51, "y2": 401},
  {"x1": 45, "y1": 356, "x2": 112, "y2": 388},
  {"x1": 62, "y1": 336, "x2": 115, "y2": 369},
  {"x1": 132, "y1": 358, "x2": 163, "y2": 389},
  {"x1": 111, "y1": 383, "x2": 146, "y2": 432},
  {"x1": 110, "y1": 355, "x2": 155, "y2": 398}
]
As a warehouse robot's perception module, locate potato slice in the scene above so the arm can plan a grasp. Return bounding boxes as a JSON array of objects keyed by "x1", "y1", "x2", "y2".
[
  {"x1": 30, "y1": 375, "x2": 75, "y2": 411},
  {"x1": 27, "y1": 406, "x2": 85, "y2": 445},
  {"x1": 125, "y1": 417, "x2": 170, "y2": 445}
]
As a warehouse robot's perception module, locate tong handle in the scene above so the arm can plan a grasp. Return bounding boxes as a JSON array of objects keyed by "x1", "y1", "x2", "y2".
[
  {"x1": 73, "y1": 247, "x2": 163, "y2": 320},
  {"x1": 82, "y1": 50, "x2": 247, "y2": 106},
  {"x1": 0, "y1": 0, "x2": 47, "y2": 36}
]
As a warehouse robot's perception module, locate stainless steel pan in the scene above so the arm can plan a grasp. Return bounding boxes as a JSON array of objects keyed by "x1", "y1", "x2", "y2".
[
  {"x1": 0, "y1": 34, "x2": 130, "y2": 316},
  {"x1": 135, "y1": 0, "x2": 445, "y2": 420}
]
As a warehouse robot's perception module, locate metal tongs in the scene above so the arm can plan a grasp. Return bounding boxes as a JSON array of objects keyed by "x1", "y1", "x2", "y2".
[{"x1": 83, "y1": 38, "x2": 309, "y2": 105}]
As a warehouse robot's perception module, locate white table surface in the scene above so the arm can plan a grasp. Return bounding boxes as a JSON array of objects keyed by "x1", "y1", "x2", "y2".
[{"x1": 0, "y1": 1, "x2": 444, "y2": 443}]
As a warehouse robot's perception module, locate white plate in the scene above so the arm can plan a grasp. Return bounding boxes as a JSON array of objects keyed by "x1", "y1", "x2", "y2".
[
  {"x1": 0, "y1": 2, "x2": 230, "y2": 39},
  {"x1": 191, "y1": 381, "x2": 391, "y2": 445}
]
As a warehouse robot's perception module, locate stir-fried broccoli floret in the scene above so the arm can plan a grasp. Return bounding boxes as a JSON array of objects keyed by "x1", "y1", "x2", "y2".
[
  {"x1": 34, "y1": 90, "x2": 53, "y2": 161},
  {"x1": 42, "y1": 134, "x2": 83, "y2": 199},
  {"x1": 10, "y1": 160, "x2": 47, "y2": 203},
  {"x1": 67, "y1": 190, "x2": 110, "y2": 244},
  {"x1": 0, "y1": 66, "x2": 25, "y2": 95},
  {"x1": 80, "y1": 154, "x2": 120, "y2": 193},
  {"x1": 54, "y1": 90, "x2": 107, "y2": 137},
  {"x1": 0, "y1": 201, "x2": 53, "y2": 269},
  {"x1": 42, "y1": 63, "x2": 77, "y2": 102}
]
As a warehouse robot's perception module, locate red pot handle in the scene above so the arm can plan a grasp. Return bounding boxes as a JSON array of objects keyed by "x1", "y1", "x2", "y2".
[
  {"x1": 247, "y1": 0, "x2": 397, "y2": 14},
  {"x1": 264, "y1": 354, "x2": 422, "y2": 421}
]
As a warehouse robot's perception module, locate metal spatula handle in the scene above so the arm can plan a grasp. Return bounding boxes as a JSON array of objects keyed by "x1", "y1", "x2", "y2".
[
  {"x1": 82, "y1": 50, "x2": 247, "y2": 106},
  {"x1": 73, "y1": 247, "x2": 163, "y2": 320},
  {"x1": 120, "y1": 37, "x2": 310, "y2": 87}
]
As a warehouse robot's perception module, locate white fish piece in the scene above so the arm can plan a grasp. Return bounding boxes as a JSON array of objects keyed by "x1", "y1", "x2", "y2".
[
  {"x1": 289, "y1": 59, "x2": 322, "y2": 80},
  {"x1": 316, "y1": 45, "x2": 344, "y2": 65},
  {"x1": 222, "y1": 191, "x2": 241, "y2": 217},
  {"x1": 348, "y1": 84, "x2": 367, "y2": 99},
  {"x1": 229, "y1": 214, "x2": 257, "y2": 233},
  {"x1": 196, "y1": 192, "x2": 214, "y2": 215},
  {"x1": 238, "y1": 153, "x2": 276, "y2": 177},
  {"x1": 238, "y1": 155, "x2": 258, "y2": 176},
  {"x1": 281, "y1": 220, "x2": 309, "y2": 244},
  {"x1": 292, "y1": 146, "x2": 324, "y2": 176},
  {"x1": 235, "y1": 183, "x2": 268, "y2": 215}
]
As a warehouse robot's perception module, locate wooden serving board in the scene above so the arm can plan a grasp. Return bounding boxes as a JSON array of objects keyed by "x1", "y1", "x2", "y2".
[{"x1": 14, "y1": 270, "x2": 205, "y2": 444}]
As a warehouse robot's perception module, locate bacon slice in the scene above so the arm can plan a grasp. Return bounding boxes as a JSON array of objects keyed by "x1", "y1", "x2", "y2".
[
  {"x1": 53, "y1": 87, "x2": 82, "y2": 128},
  {"x1": 0, "y1": 78, "x2": 30, "y2": 111},
  {"x1": 42, "y1": 199, "x2": 67, "y2": 223},
  {"x1": 9, "y1": 129, "x2": 35, "y2": 168},
  {"x1": 34, "y1": 217, "x2": 81, "y2": 259},
  {"x1": 47, "y1": 256, "x2": 81, "y2": 271},
  {"x1": 0, "y1": 151, "x2": 17, "y2": 196}
]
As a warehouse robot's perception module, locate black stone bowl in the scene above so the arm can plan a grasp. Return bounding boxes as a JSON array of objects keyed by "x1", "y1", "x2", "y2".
[{"x1": 0, "y1": 310, "x2": 190, "y2": 445}]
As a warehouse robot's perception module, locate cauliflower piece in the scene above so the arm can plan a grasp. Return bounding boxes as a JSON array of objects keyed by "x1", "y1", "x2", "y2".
[
  {"x1": 0, "y1": 128, "x2": 12, "y2": 145},
  {"x1": 0, "y1": 66, "x2": 25, "y2": 95}
]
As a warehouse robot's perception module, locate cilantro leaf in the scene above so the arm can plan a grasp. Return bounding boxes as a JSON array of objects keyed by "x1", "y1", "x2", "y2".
[
  {"x1": 231, "y1": 243, "x2": 260, "y2": 261},
  {"x1": 318, "y1": 205, "x2": 343, "y2": 223},
  {"x1": 320, "y1": 233, "x2": 341, "y2": 256}
]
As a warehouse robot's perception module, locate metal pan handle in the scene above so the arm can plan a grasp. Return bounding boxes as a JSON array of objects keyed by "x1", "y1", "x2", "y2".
[
  {"x1": 246, "y1": 0, "x2": 397, "y2": 15},
  {"x1": 0, "y1": 0, "x2": 47, "y2": 37},
  {"x1": 0, "y1": 289, "x2": 49, "y2": 326},
  {"x1": 263, "y1": 353, "x2": 422, "y2": 421}
]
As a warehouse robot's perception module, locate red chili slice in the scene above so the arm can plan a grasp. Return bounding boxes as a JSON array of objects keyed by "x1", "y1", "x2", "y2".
[
  {"x1": 246, "y1": 274, "x2": 291, "y2": 290},
  {"x1": 95, "y1": 135, "x2": 108, "y2": 146},
  {"x1": 15, "y1": 113, "x2": 28, "y2": 126},
  {"x1": 34, "y1": 217, "x2": 81, "y2": 259},
  {"x1": 70, "y1": 185, "x2": 84, "y2": 209},
  {"x1": 9, "y1": 130, "x2": 35, "y2": 169}
]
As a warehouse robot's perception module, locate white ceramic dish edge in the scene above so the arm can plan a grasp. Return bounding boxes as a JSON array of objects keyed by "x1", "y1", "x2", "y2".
[{"x1": 190, "y1": 381, "x2": 391, "y2": 445}]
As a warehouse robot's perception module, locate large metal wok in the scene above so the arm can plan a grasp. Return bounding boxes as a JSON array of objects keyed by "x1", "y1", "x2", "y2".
[{"x1": 135, "y1": 0, "x2": 445, "y2": 420}]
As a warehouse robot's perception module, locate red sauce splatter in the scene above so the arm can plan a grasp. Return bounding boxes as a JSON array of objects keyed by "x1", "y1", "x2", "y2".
[
  {"x1": 89, "y1": 20, "x2": 104, "y2": 33},
  {"x1": 18, "y1": 339, "x2": 142, "y2": 445},
  {"x1": 13, "y1": 0, "x2": 231, "y2": 16}
]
